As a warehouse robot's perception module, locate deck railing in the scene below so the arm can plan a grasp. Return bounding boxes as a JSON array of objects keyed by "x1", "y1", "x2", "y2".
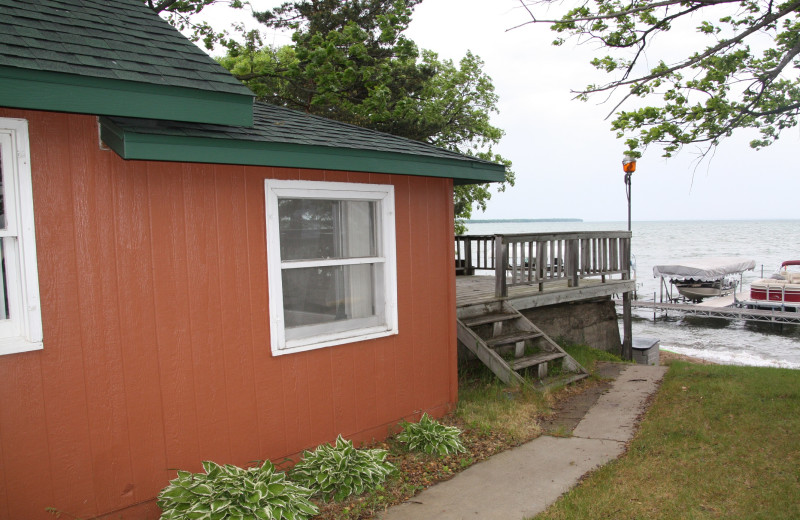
[{"x1": 455, "y1": 231, "x2": 632, "y2": 298}]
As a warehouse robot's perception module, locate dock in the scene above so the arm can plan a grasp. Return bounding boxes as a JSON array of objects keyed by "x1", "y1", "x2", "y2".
[{"x1": 619, "y1": 297, "x2": 800, "y2": 325}]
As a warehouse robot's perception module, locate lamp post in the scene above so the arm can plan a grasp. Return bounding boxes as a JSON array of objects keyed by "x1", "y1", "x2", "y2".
[
  {"x1": 621, "y1": 153, "x2": 636, "y2": 361},
  {"x1": 622, "y1": 153, "x2": 636, "y2": 232}
]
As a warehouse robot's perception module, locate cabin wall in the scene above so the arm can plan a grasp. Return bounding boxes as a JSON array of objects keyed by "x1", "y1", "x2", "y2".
[{"x1": 0, "y1": 108, "x2": 458, "y2": 520}]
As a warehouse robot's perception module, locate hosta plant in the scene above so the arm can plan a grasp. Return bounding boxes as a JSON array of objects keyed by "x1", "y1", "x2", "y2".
[
  {"x1": 397, "y1": 413, "x2": 466, "y2": 457},
  {"x1": 157, "y1": 460, "x2": 318, "y2": 520},
  {"x1": 290, "y1": 435, "x2": 396, "y2": 502}
]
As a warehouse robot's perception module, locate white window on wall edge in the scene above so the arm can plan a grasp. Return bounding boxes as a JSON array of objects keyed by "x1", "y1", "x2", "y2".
[
  {"x1": 265, "y1": 179, "x2": 398, "y2": 355},
  {"x1": 0, "y1": 118, "x2": 43, "y2": 355}
]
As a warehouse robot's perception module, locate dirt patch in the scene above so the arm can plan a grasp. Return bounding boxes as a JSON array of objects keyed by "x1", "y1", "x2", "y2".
[{"x1": 539, "y1": 362, "x2": 625, "y2": 435}]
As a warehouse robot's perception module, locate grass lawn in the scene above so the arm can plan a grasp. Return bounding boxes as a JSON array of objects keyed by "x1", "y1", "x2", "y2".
[{"x1": 533, "y1": 361, "x2": 800, "y2": 520}]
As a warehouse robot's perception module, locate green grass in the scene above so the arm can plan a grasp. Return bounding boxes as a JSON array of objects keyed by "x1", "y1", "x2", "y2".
[
  {"x1": 559, "y1": 341, "x2": 626, "y2": 373},
  {"x1": 456, "y1": 343, "x2": 622, "y2": 438},
  {"x1": 532, "y1": 362, "x2": 800, "y2": 520},
  {"x1": 456, "y1": 362, "x2": 549, "y2": 442}
]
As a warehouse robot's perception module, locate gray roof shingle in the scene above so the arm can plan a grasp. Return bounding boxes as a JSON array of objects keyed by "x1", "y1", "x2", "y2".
[{"x1": 0, "y1": 0, "x2": 252, "y2": 97}]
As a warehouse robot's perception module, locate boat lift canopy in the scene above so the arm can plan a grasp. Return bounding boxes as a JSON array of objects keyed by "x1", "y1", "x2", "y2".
[{"x1": 653, "y1": 257, "x2": 756, "y2": 281}]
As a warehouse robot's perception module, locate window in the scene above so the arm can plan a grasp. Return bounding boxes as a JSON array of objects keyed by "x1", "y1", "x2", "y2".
[
  {"x1": 265, "y1": 180, "x2": 398, "y2": 355},
  {"x1": 0, "y1": 118, "x2": 43, "y2": 355}
]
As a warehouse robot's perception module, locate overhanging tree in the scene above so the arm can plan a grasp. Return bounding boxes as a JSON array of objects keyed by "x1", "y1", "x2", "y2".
[
  {"x1": 514, "y1": 0, "x2": 800, "y2": 157},
  {"x1": 217, "y1": 0, "x2": 514, "y2": 231},
  {"x1": 146, "y1": 0, "x2": 514, "y2": 229},
  {"x1": 141, "y1": 0, "x2": 248, "y2": 49}
]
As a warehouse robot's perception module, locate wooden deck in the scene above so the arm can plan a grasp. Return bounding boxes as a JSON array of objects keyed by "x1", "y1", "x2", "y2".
[
  {"x1": 455, "y1": 230, "x2": 637, "y2": 363},
  {"x1": 455, "y1": 231, "x2": 634, "y2": 311},
  {"x1": 456, "y1": 274, "x2": 636, "y2": 310}
]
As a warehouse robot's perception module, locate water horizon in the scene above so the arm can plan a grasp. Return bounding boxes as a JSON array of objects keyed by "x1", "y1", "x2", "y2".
[{"x1": 463, "y1": 219, "x2": 800, "y2": 369}]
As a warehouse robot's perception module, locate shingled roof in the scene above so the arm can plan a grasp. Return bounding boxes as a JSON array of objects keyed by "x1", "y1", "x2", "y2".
[
  {"x1": 100, "y1": 102, "x2": 507, "y2": 184},
  {"x1": 1, "y1": 0, "x2": 506, "y2": 184},
  {"x1": 0, "y1": 0, "x2": 253, "y2": 125}
]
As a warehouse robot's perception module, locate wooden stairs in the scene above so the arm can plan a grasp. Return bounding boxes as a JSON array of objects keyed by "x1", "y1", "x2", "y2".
[{"x1": 456, "y1": 301, "x2": 589, "y2": 388}]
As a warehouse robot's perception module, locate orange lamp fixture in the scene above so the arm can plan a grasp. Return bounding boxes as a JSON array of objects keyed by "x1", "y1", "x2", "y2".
[{"x1": 622, "y1": 153, "x2": 637, "y2": 173}]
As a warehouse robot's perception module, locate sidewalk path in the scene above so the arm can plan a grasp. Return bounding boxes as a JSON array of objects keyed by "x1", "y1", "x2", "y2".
[{"x1": 379, "y1": 364, "x2": 668, "y2": 520}]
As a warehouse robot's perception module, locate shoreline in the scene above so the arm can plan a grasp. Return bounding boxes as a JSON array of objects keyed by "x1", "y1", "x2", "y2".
[{"x1": 659, "y1": 349, "x2": 718, "y2": 365}]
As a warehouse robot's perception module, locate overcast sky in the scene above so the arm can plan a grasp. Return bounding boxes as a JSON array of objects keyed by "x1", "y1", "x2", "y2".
[{"x1": 196, "y1": 0, "x2": 799, "y2": 222}]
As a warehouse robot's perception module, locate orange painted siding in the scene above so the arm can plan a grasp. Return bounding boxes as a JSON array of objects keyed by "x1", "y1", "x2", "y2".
[{"x1": 0, "y1": 109, "x2": 458, "y2": 520}]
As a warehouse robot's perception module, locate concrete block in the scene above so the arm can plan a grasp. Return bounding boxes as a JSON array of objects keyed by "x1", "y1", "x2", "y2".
[{"x1": 632, "y1": 337, "x2": 659, "y2": 365}]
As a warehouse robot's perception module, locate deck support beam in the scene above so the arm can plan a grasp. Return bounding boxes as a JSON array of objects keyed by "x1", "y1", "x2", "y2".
[{"x1": 622, "y1": 292, "x2": 632, "y2": 360}]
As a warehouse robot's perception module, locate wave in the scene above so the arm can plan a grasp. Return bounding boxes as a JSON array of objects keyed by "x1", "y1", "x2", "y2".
[{"x1": 661, "y1": 345, "x2": 800, "y2": 369}]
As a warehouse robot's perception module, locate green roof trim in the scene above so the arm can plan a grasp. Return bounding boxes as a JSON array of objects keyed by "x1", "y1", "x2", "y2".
[
  {"x1": 100, "y1": 120, "x2": 504, "y2": 184},
  {"x1": 99, "y1": 103, "x2": 506, "y2": 184},
  {"x1": 0, "y1": 66, "x2": 253, "y2": 126}
]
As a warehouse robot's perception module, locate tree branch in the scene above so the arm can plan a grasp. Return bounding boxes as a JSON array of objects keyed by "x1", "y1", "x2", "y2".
[
  {"x1": 583, "y1": 0, "x2": 800, "y2": 94},
  {"x1": 151, "y1": 0, "x2": 183, "y2": 13},
  {"x1": 509, "y1": 0, "x2": 740, "y2": 29}
]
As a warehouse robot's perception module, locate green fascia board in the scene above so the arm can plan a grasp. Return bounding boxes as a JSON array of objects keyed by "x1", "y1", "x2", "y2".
[
  {"x1": 0, "y1": 66, "x2": 253, "y2": 126},
  {"x1": 100, "y1": 118, "x2": 506, "y2": 184}
]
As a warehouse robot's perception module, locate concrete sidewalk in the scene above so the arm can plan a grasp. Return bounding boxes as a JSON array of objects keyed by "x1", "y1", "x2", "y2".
[{"x1": 379, "y1": 364, "x2": 668, "y2": 520}]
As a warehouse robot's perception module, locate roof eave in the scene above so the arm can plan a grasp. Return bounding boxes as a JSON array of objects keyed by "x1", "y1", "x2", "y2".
[
  {"x1": 99, "y1": 117, "x2": 506, "y2": 184},
  {"x1": 0, "y1": 66, "x2": 254, "y2": 127}
]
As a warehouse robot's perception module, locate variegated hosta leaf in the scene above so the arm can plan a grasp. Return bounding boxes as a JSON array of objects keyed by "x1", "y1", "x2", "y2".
[
  {"x1": 157, "y1": 460, "x2": 317, "y2": 520},
  {"x1": 397, "y1": 413, "x2": 466, "y2": 457},
  {"x1": 290, "y1": 435, "x2": 396, "y2": 502}
]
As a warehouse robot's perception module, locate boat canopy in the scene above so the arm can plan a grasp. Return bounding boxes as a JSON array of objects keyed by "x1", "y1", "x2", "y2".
[{"x1": 653, "y1": 257, "x2": 756, "y2": 281}]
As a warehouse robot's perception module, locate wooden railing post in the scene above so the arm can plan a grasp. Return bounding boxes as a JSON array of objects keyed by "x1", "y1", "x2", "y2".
[
  {"x1": 494, "y1": 235, "x2": 508, "y2": 298},
  {"x1": 567, "y1": 238, "x2": 579, "y2": 287},
  {"x1": 536, "y1": 241, "x2": 546, "y2": 291},
  {"x1": 464, "y1": 237, "x2": 473, "y2": 275}
]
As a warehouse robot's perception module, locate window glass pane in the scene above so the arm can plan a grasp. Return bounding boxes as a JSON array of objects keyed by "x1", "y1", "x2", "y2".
[
  {"x1": 282, "y1": 264, "x2": 377, "y2": 329},
  {"x1": 278, "y1": 199, "x2": 376, "y2": 261},
  {"x1": 0, "y1": 240, "x2": 8, "y2": 320},
  {"x1": 0, "y1": 148, "x2": 5, "y2": 230}
]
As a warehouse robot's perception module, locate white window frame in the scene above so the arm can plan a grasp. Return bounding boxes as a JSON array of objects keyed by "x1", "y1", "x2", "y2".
[
  {"x1": 265, "y1": 179, "x2": 398, "y2": 356},
  {"x1": 0, "y1": 118, "x2": 43, "y2": 355}
]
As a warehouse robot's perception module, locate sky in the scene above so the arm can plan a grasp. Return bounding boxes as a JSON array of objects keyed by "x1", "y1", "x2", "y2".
[{"x1": 194, "y1": 0, "x2": 799, "y2": 222}]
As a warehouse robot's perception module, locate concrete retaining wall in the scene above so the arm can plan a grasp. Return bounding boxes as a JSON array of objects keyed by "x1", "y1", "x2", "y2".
[{"x1": 519, "y1": 298, "x2": 621, "y2": 355}]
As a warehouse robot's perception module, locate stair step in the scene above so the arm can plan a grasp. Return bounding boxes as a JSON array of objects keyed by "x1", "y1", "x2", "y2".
[
  {"x1": 456, "y1": 305, "x2": 588, "y2": 389},
  {"x1": 485, "y1": 331, "x2": 544, "y2": 347},
  {"x1": 509, "y1": 351, "x2": 565, "y2": 370},
  {"x1": 461, "y1": 312, "x2": 520, "y2": 327}
]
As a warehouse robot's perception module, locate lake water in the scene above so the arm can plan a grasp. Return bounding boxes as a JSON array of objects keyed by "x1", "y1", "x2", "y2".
[{"x1": 464, "y1": 220, "x2": 800, "y2": 369}]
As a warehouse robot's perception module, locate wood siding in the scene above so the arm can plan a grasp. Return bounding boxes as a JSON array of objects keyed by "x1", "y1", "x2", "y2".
[{"x1": 0, "y1": 109, "x2": 458, "y2": 520}]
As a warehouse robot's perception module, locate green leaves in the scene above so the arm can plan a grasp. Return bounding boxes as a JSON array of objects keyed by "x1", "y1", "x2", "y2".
[
  {"x1": 144, "y1": 0, "x2": 246, "y2": 49},
  {"x1": 397, "y1": 413, "x2": 466, "y2": 457},
  {"x1": 157, "y1": 460, "x2": 318, "y2": 520},
  {"x1": 219, "y1": 0, "x2": 513, "y2": 223},
  {"x1": 521, "y1": 0, "x2": 800, "y2": 157},
  {"x1": 290, "y1": 435, "x2": 396, "y2": 502}
]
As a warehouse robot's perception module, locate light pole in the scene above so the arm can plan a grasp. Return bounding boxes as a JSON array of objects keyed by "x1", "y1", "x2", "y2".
[
  {"x1": 621, "y1": 153, "x2": 636, "y2": 360},
  {"x1": 622, "y1": 153, "x2": 636, "y2": 232}
]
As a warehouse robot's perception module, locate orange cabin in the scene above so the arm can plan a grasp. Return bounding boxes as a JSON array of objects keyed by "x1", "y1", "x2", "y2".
[{"x1": 0, "y1": 2, "x2": 505, "y2": 519}]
